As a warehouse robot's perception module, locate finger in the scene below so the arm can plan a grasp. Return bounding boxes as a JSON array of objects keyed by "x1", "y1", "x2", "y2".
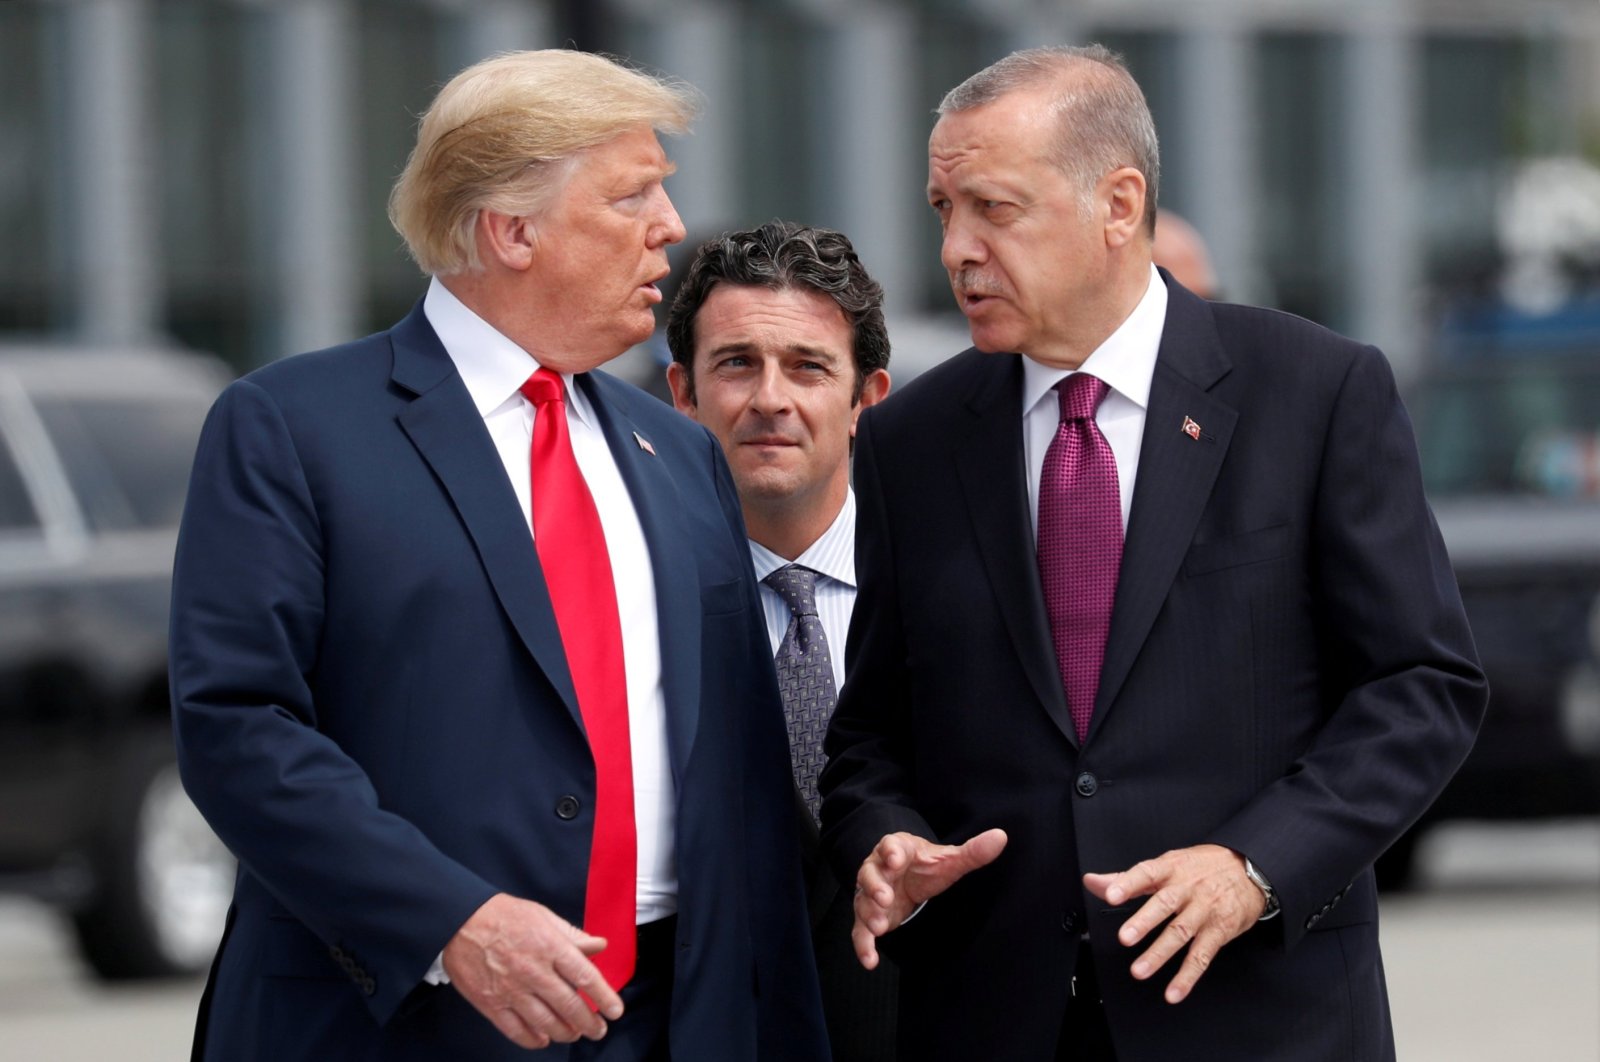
[
  {"x1": 555, "y1": 947, "x2": 624, "y2": 1023},
  {"x1": 510, "y1": 993, "x2": 579, "y2": 1046},
  {"x1": 851, "y1": 917, "x2": 880, "y2": 970},
  {"x1": 951, "y1": 828, "x2": 1008, "y2": 872},
  {"x1": 1162, "y1": 927, "x2": 1227, "y2": 1004},
  {"x1": 1118, "y1": 886, "x2": 1184, "y2": 949},
  {"x1": 1127, "y1": 900, "x2": 1195, "y2": 979},
  {"x1": 877, "y1": 834, "x2": 913, "y2": 872},
  {"x1": 854, "y1": 889, "x2": 898, "y2": 937},
  {"x1": 571, "y1": 929, "x2": 609, "y2": 956},
  {"x1": 1082, "y1": 871, "x2": 1118, "y2": 902},
  {"x1": 534, "y1": 964, "x2": 609, "y2": 1041},
  {"x1": 857, "y1": 857, "x2": 899, "y2": 909},
  {"x1": 1101, "y1": 856, "x2": 1170, "y2": 906},
  {"x1": 483, "y1": 1006, "x2": 547, "y2": 1051}
]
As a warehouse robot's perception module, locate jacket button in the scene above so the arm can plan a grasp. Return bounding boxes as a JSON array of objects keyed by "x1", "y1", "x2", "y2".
[
  {"x1": 360, "y1": 976, "x2": 377, "y2": 996},
  {"x1": 555, "y1": 795, "x2": 581, "y2": 820},
  {"x1": 1075, "y1": 772, "x2": 1099, "y2": 797},
  {"x1": 1060, "y1": 911, "x2": 1078, "y2": 933}
]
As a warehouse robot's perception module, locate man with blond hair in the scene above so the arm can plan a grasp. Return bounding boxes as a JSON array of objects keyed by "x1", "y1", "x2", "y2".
[
  {"x1": 823, "y1": 45, "x2": 1484, "y2": 1060},
  {"x1": 171, "y1": 50, "x2": 826, "y2": 1061}
]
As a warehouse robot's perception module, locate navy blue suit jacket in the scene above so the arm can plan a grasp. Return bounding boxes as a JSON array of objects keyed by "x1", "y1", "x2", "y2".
[
  {"x1": 171, "y1": 303, "x2": 827, "y2": 1060},
  {"x1": 821, "y1": 275, "x2": 1487, "y2": 1061}
]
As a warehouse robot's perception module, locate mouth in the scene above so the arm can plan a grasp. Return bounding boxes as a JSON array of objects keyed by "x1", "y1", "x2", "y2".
[
  {"x1": 959, "y1": 292, "x2": 998, "y2": 315},
  {"x1": 641, "y1": 268, "x2": 670, "y2": 303}
]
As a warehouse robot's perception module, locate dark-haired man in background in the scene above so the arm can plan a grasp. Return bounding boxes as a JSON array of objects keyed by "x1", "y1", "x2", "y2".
[{"x1": 666, "y1": 221, "x2": 895, "y2": 1062}]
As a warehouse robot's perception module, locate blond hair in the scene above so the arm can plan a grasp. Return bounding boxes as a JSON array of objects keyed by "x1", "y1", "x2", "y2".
[{"x1": 389, "y1": 50, "x2": 698, "y2": 276}]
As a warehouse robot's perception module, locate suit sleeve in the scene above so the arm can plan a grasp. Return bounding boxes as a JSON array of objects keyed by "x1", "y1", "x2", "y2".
[
  {"x1": 1206, "y1": 344, "x2": 1488, "y2": 946},
  {"x1": 169, "y1": 379, "x2": 498, "y2": 1023},
  {"x1": 820, "y1": 409, "x2": 939, "y2": 885}
]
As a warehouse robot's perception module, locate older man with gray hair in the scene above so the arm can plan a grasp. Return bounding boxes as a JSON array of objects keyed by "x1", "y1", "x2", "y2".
[
  {"x1": 171, "y1": 50, "x2": 825, "y2": 1062},
  {"x1": 823, "y1": 44, "x2": 1484, "y2": 1061}
]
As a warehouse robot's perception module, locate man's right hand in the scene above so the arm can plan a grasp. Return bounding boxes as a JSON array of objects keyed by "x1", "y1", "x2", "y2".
[
  {"x1": 852, "y1": 828, "x2": 1008, "y2": 970},
  {"x1": 442, "y1": 893, "x2": 623, "y2": 1050}
]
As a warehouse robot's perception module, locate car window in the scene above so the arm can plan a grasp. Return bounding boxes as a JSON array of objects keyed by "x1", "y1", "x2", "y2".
[
  {"x1": 1414, "y1": 362, "x2": 1600, "y2": 499},
  {"x1": 0, "y1": 425, "x2": 41, "y2": 532},
  {"x1": 31, "y1": 397, "x2": 207, "y2": 530}
]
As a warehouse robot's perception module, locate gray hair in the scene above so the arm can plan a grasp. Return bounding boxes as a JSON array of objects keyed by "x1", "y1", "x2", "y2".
[{"x1": 938, "y1": 45, "x2": 1160, "y2": 232}]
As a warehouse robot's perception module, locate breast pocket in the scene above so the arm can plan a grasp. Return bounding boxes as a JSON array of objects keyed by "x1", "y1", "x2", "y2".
[{"x1": 1182, "y1": 523, "x2": 1290, "y2": 577}]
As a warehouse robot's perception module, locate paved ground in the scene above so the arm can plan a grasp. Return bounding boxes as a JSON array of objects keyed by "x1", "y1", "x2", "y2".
[{"x1": 0, "y1": 819, "x2": 1595, "y2": 1061}]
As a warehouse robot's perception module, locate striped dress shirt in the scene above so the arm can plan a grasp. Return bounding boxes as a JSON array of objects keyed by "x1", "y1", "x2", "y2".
[{"x1": 749, "y1": 490, "x2": 857, "y2": 693}]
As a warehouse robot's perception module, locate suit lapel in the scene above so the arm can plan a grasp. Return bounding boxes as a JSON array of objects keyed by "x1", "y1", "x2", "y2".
[
  {"x1": 578, "y1": 373, "x2": 701, "y2": 784},
  {"x1": 388, "y1": 304, "x2": 584, "y2": 731},
  {"x1": 954, "y1": 355, "x2": 1078, "y2": 745},
  {"x1": 1090, "y1": 281, "x2": 1236, "y2": 740}
]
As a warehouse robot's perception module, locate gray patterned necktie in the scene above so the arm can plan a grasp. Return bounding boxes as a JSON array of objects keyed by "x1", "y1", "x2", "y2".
[{"x1": 764, "y1": 564, "x2": 837, "y2": 822}]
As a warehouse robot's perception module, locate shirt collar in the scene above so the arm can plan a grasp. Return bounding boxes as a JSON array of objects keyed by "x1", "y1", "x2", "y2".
[
  {"x1": 749, "y1": 489, "x2": 857, "y2": 590},
  {"x1": 1020, "y1": 264, "x2": 1167, "y2": 419},
  {"x1": 423, "y1": 276, "x2": 597, "y2": 429}
]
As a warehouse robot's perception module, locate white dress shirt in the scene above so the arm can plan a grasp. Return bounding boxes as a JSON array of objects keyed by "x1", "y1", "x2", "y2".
[
  {"x1": 424, "y1": 278, "x2": 678, "y2": 925},
  {"x1": 749, "y1": 489, "x2": 857, "y2": 692},
  {"x1": 1022, "y1": 265, "x2": 1168, "y2": 540}
]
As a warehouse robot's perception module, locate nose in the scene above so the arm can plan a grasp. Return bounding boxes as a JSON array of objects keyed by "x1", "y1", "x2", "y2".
[
  {"x1": 653, "y1": 187, "x2": 687, "y2": 248},
  {"x1": 750, "y1": 361, "x2": 791, "y2": 415},
  {"x1": 940, "y1": 210, "x2": 985, "y2": 274}
]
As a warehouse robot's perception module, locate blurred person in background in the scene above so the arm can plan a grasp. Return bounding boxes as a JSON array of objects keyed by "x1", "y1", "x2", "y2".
[
  {"x1": 665, "y1": 220, "x2": 894, "y2": 1062},
  {"x1": 169, "y1": 49, "x2": 825, "y2": 1062},
  {"x1": 1151, "y1": 210, "x2": 1219, "y2": 299},
  {"x1": 822, "y1": 44, "x2": 1487, "y2": 1061}
]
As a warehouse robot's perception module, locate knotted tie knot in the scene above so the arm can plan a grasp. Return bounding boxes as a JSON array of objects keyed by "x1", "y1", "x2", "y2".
[
  {"x1": 520, "y1": 367, "x2": 564, "y2": 407},
  {"x1": 764, "y1": 564, "x2": 821, "y2": 619},
  {"x1": 1057, "y1": 372, "x2": 1109, "y2": 424}
]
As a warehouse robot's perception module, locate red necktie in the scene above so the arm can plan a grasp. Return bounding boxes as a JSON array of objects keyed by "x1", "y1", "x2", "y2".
[
  {"x1": 521, "y1": 368, "x2": 636, "y2": 993},
  {"x1": 1037, "y1": 374, "x2": 1122, "y2": 741}
]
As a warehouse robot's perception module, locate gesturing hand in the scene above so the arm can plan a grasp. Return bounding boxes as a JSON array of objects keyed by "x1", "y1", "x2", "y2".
[
  {"x1": 442, "y1": 893, "x2": 623, "y2": 1050},
  {"x1": 852, "y1": 828, "x2": 1008, "y2": 970},
  {"x1": 1083, "y1": 844, "x2": 1266, "y2": 1004}
]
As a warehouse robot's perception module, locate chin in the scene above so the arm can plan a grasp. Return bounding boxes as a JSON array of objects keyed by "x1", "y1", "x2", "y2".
[{"x1": 967, "y1": 325, "x2": 1022, "y2": 355}]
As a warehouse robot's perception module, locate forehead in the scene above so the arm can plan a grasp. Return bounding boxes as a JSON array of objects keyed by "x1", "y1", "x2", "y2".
[
  {"x1": 692, "y1": 284, "x2": 852, "y2": 358},
  {"x1": 570, "y1": 125, "x2": 674, "y2": 187},
  {"x1": 928, "y1": 91, "x2": 1060, "y2": 184}
]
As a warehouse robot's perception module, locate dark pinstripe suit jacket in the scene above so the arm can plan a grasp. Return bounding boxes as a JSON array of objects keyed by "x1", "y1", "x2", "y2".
[{"x1": 821, "y1": 273, "x2": 1487, "y2": 1061}]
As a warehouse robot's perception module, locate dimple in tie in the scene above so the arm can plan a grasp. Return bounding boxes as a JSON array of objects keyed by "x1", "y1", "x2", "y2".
[
  {"x1": 1037, "y1": 374, "x2": 1122, "y2": 742},
  {"x1": 520, "y1": 368, "x2": 636, "y2": 994},
  {"x1": 764, "y1": 564, "x2": 837, "y2": 823}
]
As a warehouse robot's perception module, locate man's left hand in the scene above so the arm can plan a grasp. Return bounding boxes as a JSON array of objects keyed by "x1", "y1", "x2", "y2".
[{"x1": 1083, "y1": 844, "x2": 1266, "y2": 1004}]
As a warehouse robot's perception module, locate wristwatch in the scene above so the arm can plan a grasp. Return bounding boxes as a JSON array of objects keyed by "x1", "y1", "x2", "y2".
[{"x1": 1244, "y1": 858, "x2": 1281, "y2": 921}]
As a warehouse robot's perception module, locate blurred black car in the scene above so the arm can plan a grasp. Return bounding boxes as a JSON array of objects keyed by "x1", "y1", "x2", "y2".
[
  {"x1": 0, "y1": 343, "x2": 235, "y2": 978},
  {"x1": 1387, "y1": 312, "x2": 1600, "y2": 886}
]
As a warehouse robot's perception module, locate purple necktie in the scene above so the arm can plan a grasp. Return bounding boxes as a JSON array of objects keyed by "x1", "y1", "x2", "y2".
[{"x1": 1037, "y1": 373, "x2": 1122, "y2": 741}]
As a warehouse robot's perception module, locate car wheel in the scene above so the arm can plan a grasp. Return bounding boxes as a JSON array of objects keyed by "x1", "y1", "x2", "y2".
[{"x1": 71, "y1": 725, "x2": 234, "y2": 980}]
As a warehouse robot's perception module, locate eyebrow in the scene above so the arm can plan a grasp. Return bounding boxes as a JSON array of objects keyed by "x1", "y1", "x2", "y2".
[{"x1": 704, "y1": 341, "x2": 843, "y2": 361}]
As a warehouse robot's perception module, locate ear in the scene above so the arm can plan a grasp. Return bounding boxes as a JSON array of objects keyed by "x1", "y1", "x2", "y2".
[
  {"x1": 850, "y1": 369, "x2": 891, "y2": 435},
  {"x1": 666, "y1": 361, "x2": 698, "y2": 417},
  {"x1": 1102, "y1": 167, "x2": 1148, "y2": 249},
  {"x1": 477, "y1": 209, "x2": 538, "y2": 271}
]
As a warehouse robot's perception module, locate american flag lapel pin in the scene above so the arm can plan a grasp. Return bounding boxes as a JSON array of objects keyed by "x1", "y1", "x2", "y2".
[
  {"x1": 632, "y1": 430, "x2": 656, "y2": 456},
  {"x1": 1181, "y1": 416, "x2": 1202, "y2": 441}
]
